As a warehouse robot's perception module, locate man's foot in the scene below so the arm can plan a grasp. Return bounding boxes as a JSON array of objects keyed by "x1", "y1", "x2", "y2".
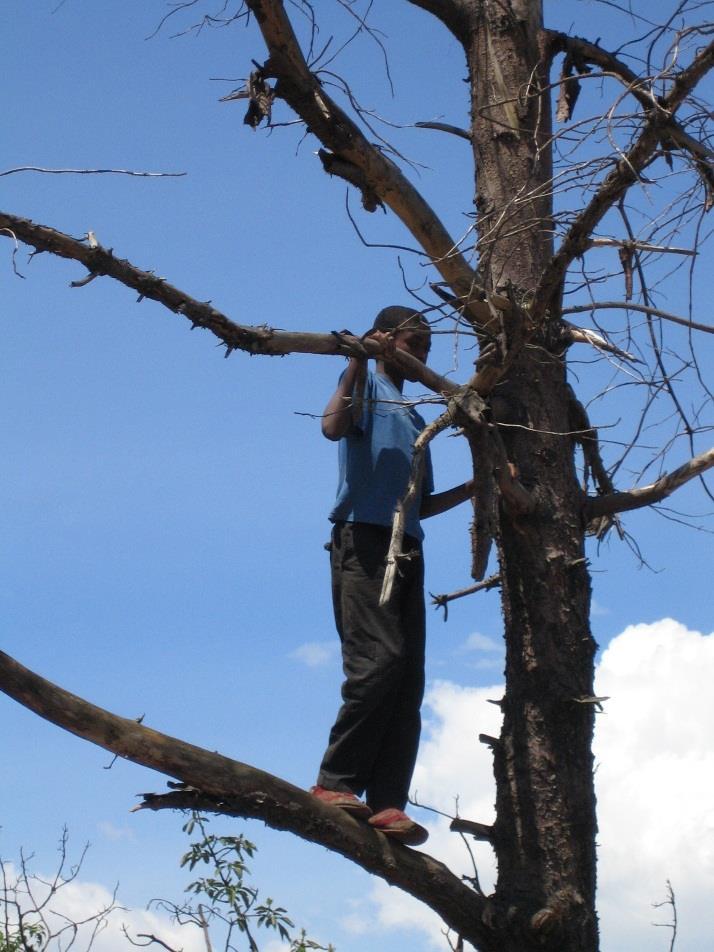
[
  {"x1": 310, "y1": 785, "x2": 372, "y2": 818},
  {"x1": 368, "y1": 808, "x2": 429, "y2": 846}
]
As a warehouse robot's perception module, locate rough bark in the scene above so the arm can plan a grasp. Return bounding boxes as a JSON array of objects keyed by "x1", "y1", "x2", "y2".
[{"x1": 467, "y1": 4, "x2": 598, "y2": 948}]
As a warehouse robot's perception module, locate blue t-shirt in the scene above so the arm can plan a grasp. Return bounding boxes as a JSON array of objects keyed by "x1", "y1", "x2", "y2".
[{"x1": 329, "y1": 369, "x2": 434, "y2": 541}]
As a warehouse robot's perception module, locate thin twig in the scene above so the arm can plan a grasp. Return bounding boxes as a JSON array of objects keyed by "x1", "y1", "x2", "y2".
[
  {"x1": 430, "y1": 574, "x2": 501, "y2": 621},
  {"x1": 0, "y1": 167, "x2": 186, "y2": 178},
  {"x1": 563, "y1": 301, "x2": 714, "y2": 335}
]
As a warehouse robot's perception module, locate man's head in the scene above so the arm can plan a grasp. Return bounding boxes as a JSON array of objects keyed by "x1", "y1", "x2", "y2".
[{"x1": 371, "y1": 306, "x2": 431, "y2": 364}]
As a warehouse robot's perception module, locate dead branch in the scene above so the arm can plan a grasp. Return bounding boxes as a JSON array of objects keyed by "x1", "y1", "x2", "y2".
[
  {"x1": 562, "y1": 302, "x2": 714, "y2": 336},
  {"x1": 563, "y1": 322, "x2": 640, "y2": 362},
  {"x1": 431, "y1": 574, "x2": 501, "y2": 621},
  {"x1": 243, "y1": 0, "x2": 493, "y2": 329},
  {"x1": 0, "y1": 227, "x2": 25, "y2": 278},
  {"x1": 587, "y1": 447, "x2": 714, "y2": 518},
  {"x1": 652, "y1": 880, "x2": 678, "y2": 952},
  {"x1": 490, "y1": 426, "x2": 536, "y2": 517},
  {"x1": 465, "y1": 422, "x2": 495, "y2": 582},
  {"x1": 449, "y1": 818, "x2": 494, "y2": 843},
  {"x1": 414, "y1": 121, "x2": 472, "y2": 141},
  {"x1": 567, "y1": 388, "x2": 623, "y2": 540},
  {"x1": 0, "y1": 648, "x2": 496, "y2": 950},
  {"x1": 587, "y1": 238, "x2": 696, "y2": 256},
  {"x1": 380, "y1": 410, "x2": 453, "y2": 606},
  {"x1": 534, "y1": 37, "x2": 714, "y2": 318},
  {"x1": 0, "y1": 210, "x2": 528, "y2": 410},
  {"x1": 446, "y1": 387, "x2": 496, "y2": 580},
  {"x1": 0, "y1": 211, "x2": 461, "y2": 399},
  {"x1": 403, "y1": 1, "x2": 470, "y2": 45},
  {"x1": 0, "y1": 167, "x2": 186, "y2": 178},
  {"x1": 548, "y1": 29, "x2": 714, "y2": 176}
]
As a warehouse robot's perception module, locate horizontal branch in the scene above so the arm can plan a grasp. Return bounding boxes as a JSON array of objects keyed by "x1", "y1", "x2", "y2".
[
  {"x1": 450, "y1": 818, "x2": 494, "y2": 842},
  {"x1": 0, "y1": 649, "x2": 495, "y2": 949},
  {"x1": 587, "y1": 447, "x2": 714, "y2": 517},
  {"x1": 0, "y1": 211, "x2": 459, "y2": 398},
  {"x1": 414, "y1": 120, "x2": 472, "y2": 141},
  {"x1": 431, "y1": 573, "x2": 501, "y2": 620},
  {"x1": 587, "y1": 237, "x2": 696, "y2": 256},
  {"x1": 563, "y1": 321, "x2": 640, "y2": 361},
  {"x1": 562, "y1": 302, "x2": 714, "y2": 336},
  {"x1": 0, "y1": 167, "x2": 186, "y2": 178}
]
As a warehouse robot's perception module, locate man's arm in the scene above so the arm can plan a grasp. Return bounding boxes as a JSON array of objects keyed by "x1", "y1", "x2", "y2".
[
  {"x1": 321, "y1": 357, "x2": 366, "y2": 441},
  {"x1": 420, "y1": 480, "x2": 474, "y2": 519}
]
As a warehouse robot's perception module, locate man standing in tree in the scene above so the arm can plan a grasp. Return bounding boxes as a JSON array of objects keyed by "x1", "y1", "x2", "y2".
[{"x1": 311, "y1": 306, "x2": 474, "y2": 846}]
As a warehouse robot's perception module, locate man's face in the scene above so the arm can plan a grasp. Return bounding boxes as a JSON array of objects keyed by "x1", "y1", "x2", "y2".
[{"x1": 393, "y1": 328, "x2": 431, "y2": 365}]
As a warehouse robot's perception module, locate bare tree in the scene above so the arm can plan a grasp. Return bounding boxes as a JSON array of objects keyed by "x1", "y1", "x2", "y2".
[{"x1": 1, "y1": 2, "x2": 713, "y2": 951}]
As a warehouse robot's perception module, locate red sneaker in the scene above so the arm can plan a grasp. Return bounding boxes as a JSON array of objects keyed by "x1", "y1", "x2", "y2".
[
  {"x1": 368, "y1": 808, "x2": 429, "y2": 846},
  {"x1": 310, "y1": 785, "x2": 372, "y2": 818}
]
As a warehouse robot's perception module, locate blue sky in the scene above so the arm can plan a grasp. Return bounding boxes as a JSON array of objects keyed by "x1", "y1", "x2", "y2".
[{"x1": 2, "y1": 2, "x2": 713, "y2": 951}]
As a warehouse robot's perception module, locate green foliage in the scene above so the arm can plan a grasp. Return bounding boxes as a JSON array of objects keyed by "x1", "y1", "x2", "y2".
[
  {"x1": 0, "y1": 922, "x2": 47, "y2": 952},
  {"x1": 148, "y1": 813, "x2": 333, "y2": 952}
]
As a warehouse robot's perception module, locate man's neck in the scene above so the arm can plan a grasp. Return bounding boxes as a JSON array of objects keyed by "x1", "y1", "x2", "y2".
[{"x1": 375, "y1": 361, "x2": 404, "y2": 393}]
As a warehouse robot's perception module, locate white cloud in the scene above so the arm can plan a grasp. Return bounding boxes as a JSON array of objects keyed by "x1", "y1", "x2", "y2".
[
  {"x1": 364, "y1": 618, "x2": 714, "y2": 952},
  {"x1": 97, "y1": 821, "x2": 136, "y2": 842},
  {"x1": 593, "y1": 618, "x2": 714, "y2": 951},
  {"x1": 452, "y1": 632, "x2": 505, "y2": 671},
  {"x1": 459, "y1": 631, "x2": 503, "y2": 654},
  {"x1": 288, "y1": 641, "x2": 339, "y2": 668}
]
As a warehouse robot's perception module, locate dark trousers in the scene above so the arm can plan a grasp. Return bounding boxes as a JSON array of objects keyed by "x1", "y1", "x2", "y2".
[{"x1": 317, "y1": 521, "x2": 426, "y2": 813}]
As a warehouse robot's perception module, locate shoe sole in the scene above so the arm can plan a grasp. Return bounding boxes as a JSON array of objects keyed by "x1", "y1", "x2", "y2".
[{"x1": 369, "y1": 823, "x2": 428, "y2": 846}]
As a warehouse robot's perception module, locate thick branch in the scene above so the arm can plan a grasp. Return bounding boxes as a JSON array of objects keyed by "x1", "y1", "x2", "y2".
[
  {"x1": 0, "y1": 649, "x2": 496, "y2": 948},
  {"x1": 244, "y1": 1, "x2": 494, "y2": 328},
  {"x1": 0, "y1": 211, "x2": 460, "y2": 398},
  {"x1": 587, "y1": 447, "x2": 714, "y2": 517}
]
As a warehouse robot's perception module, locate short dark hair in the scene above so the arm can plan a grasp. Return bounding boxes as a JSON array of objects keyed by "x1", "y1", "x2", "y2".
[{"x1": 371, "y1": 305, "x2": 430, "y2": 334}]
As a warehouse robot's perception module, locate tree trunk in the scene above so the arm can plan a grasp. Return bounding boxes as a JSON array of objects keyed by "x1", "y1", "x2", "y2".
[{"x1": 467, "y1": 3, "x2": 599, "y2": 948}]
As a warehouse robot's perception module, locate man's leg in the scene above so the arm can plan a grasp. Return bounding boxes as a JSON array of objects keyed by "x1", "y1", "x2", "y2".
[
  {"x1": 364, "y1": 542, "x2": 425, "y2": 813},
  {"x1": 317, "y1": 522, "x2": 409, "y2": 798}
]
